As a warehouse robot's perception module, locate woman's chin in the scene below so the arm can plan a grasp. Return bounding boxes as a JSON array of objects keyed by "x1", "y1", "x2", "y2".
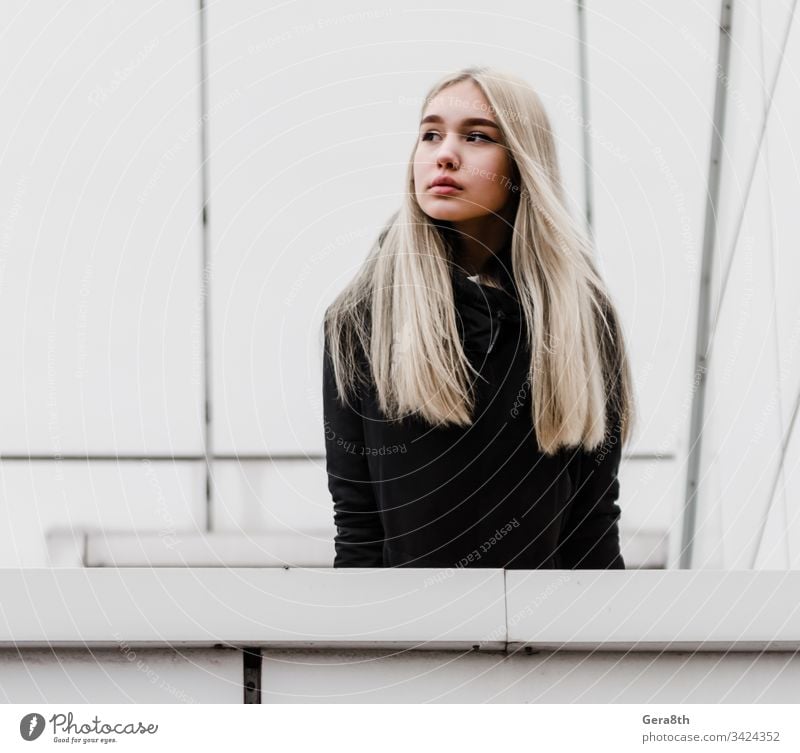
[{"x1": 418, "y1": 199, "x2": 473, "y2": 222}]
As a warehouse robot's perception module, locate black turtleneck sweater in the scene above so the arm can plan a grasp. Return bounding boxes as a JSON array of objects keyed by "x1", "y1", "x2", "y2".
[{"x1": 322, "y1": 251, "x2": 625, "y2": 570}]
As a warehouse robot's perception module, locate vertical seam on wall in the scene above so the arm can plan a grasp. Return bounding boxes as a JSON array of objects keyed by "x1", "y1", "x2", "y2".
[
  {"x1": 577, "y1": 0, "x2": 595, "y2": 242},
  {"x1": 199, "y1": 0, "x2": 213, "y2": 532}
]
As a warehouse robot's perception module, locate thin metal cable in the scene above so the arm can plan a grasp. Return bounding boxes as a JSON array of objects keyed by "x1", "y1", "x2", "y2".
[{"x1": 749, "y1": 0, "x2": 792, "y2": 569}]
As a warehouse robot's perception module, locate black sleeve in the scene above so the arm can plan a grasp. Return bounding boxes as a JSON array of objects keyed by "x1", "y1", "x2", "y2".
[
  {"x1": 559, "y1": 416, "x2": 625, "y2": 569},
  {"x1": 322, "y1": 330, "x2": 385, "y2": 567}
]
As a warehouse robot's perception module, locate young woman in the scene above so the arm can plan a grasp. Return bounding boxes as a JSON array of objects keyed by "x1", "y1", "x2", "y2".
[{"x1": 322, "y1": 66, "x2": 636, "y2": 570}]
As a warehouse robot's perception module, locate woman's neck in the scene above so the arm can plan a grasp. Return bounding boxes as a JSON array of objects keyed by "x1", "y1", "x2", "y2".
[{"x1": 451, "y1": 205, "x2": 516, "y2": 277}]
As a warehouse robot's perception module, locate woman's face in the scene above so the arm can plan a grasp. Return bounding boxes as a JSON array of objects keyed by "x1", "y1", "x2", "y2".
[{"x1": 413, "y1": 79, "x2": 515, "y2": 224}]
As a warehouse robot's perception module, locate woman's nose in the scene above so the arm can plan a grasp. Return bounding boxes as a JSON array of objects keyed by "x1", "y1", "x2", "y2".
[{"x1": 436, "y1": 134, "x2": 461, "y2": 169}]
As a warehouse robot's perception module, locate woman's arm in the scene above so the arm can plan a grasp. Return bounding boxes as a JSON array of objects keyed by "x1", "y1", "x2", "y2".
[
  {"x1": 322, "y1": 330, "x2": 385, "y2": 567},
  {"x1": 559, "y1": 416, "x2": 625, "y2": 569}
]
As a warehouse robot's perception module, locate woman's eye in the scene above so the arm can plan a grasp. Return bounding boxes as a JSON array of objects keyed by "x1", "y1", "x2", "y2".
[{"x1": 419, "y1": 131, "x2": 495, "y2": 143}]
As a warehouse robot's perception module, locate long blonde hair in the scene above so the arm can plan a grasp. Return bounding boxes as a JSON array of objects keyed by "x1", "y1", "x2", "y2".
[{"x1": 323, "y1": 66, "x2": 636, "y2": 455}]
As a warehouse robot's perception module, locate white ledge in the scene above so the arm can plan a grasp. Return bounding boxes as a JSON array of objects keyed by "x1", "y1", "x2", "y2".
[
  {"x1": 0, "y1": 569, "x2": 796, "y2": 652},
  {"x1": 45, "y1": 530, "x2": 668, "y2": 569}
]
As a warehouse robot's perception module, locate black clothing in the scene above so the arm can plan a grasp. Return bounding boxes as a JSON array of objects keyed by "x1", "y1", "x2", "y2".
[{"x1": 322, "y1": 250, "x2": 625, "y2": 570}]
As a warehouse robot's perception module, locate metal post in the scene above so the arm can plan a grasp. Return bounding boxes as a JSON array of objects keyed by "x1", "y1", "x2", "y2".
[{"x1": 680, "y1": 1, "x2": 734, "y2": 569}]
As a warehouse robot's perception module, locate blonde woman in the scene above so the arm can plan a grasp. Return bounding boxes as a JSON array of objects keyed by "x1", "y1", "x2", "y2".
[{"x1": 322, "y1": 66, "x2": 636, "y2": 570}]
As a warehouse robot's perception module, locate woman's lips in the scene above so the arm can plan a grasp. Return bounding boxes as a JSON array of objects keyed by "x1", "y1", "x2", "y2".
[{"x1": 429, "y1": 185, "x2": 462, "y2": 194}]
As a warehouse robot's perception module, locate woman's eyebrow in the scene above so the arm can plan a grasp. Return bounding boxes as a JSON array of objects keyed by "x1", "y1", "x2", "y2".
[{"x1": 420, "y1": 114, "x2": 500, "y2": 130}]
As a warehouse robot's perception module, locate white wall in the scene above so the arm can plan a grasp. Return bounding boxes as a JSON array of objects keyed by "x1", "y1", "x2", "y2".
[
  {"x1": 585, "y1": 1, "x2": 719, "y2": 564},
  {"x1": 0, "y1": 0, "x2": 207, "y2": 563},
  {"x1": 694, "y1": 0, "x2": 800, "y2": 568},
  {"x1": 2, "y1": 0, "x2": 789, "y2": 570}
]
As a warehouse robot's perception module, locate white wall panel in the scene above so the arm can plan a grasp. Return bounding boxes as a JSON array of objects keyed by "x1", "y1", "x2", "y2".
[
  {"x1": 206, "y1": 0, "x2": 584, "y2": 454},
  {"x1": 260, "y1": 648, "x2": 800, "y2": 703},
  {"x1": 700, "y1": 155, "x2": 780, "y2": 568},
  {"x1": 212, "y1": 459, "x2": 332, "y2": 535},
  {"x1": 586, "y1": 1, "x2": 719, "y2": 462},
  {"x1": 0, "y1": 460, "x2": 205, "y2": 568},
  {"x1": 760, "y1": 0, "x2": 800, "y2": 566},
  {"x1": 0, "y1": 648, "x2": 241, "y2": 704},
  {"x1": 0, "y1": 1, "x2": 204, "y2": 455}
]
